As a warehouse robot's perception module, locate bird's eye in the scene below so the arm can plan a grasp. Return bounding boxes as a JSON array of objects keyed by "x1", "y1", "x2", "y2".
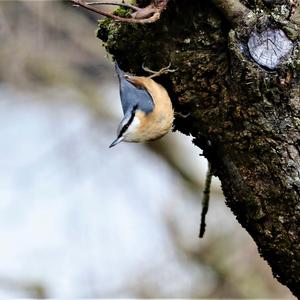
[
  {"x1": 118, "y1": 122, "x2": 130, "y2": 138},
  {"x1": 123, "y1": 124, "x2": 129, "y2": 131},
  {"x1": 118, "y1": 106, "x2": 137, "y2": 138}
]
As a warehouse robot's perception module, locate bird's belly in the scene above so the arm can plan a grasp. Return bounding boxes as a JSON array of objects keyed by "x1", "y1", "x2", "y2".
[{"x1": 128, "y1": 112, "x2": 173, "y2": 143}]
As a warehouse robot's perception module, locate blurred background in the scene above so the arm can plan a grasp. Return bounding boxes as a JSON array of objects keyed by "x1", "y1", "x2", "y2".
[{"x1": 0, "y1": 0, "x2": 295, "y2": 297}]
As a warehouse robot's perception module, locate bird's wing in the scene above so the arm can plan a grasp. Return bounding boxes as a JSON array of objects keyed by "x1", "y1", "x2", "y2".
[{"x1": 115, "y1": 63, "x2": 154, "y2": 115}]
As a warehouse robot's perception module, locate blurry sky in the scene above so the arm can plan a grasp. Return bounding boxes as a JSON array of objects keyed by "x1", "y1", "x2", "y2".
[{"x1": 0, "y1": 0, "x2": 295, "y2": 298}]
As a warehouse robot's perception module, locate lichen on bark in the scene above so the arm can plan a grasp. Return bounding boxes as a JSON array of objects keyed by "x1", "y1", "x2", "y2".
[{"x1": 97, "y1": 0, "x2": 300, "y2": 297}]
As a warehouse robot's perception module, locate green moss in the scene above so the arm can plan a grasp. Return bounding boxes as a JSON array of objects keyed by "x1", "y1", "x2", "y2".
[{"x1": 113, "y1": 6, "x2": 132, "y2": 18}]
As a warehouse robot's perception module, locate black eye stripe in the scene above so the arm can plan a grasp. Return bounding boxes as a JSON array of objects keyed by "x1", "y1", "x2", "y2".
[{"x1": 118, "y1": 105, "x2": 138, "y2": 138}]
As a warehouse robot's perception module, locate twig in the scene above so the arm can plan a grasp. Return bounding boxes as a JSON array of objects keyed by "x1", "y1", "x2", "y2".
[
  {"x1": 86, "y1": 1, "x2": 141, "y2": 11},
  {"x1": 70, "y1": 0, "x2": 169, "y2": 24},
  {"x1": 199, "y1": 162, "x2": 213, "y2": 238}
]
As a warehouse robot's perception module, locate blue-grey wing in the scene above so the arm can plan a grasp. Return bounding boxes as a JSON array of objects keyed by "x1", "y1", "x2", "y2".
[{"x1": 115, "y1": 63, "x2": 154, "y2": 115}]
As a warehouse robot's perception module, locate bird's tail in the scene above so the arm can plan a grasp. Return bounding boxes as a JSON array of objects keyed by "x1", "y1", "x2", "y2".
[{"x1": 115, "y1": 62, "x2": 124, "y2": 78}]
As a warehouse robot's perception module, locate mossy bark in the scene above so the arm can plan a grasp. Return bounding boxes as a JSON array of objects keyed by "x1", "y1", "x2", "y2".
[{"x1": 97, "y1": 0, "x2": 300, "y2": 297}]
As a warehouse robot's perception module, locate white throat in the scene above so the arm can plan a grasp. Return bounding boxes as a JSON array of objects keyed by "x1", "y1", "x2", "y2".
[
  {"x1": 126, "y1": 116, "x2": 140, "y2": 135},
  {"x1": 122, "y1": 115, "x2": 141, "y2": 142}
]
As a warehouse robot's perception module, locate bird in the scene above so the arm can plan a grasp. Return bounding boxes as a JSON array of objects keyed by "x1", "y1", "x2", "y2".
[{"x1": 109, "y1": 63, "x2": 174, "y2": 148}]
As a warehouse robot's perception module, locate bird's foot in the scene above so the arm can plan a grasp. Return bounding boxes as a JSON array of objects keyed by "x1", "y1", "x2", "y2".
[
  {"x1": 142, "y1": 63, "x2": 177, "y2": 79},
  {"x1": 174, "y1": 111, "x2": 190, "y2": 118}
]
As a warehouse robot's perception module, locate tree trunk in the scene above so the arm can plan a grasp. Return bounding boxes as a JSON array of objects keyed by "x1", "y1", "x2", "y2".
[{"x1": 97, "y1": 0, "x2": 300, "y2": 297}]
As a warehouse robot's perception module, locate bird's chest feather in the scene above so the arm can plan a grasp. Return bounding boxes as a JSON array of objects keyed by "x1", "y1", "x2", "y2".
[{"x1": 134, "y1": 108, "x2": 173, "y2": 141}]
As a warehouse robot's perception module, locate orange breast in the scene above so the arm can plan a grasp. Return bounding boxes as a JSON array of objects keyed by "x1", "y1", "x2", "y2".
[{"x1": 127, "y1": 75, "x2": 174, "y2": 142}]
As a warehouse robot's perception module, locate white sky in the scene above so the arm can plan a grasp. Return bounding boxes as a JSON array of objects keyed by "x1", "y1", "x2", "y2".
[{"x1": 0, "y1": 84, "x2": 224, "y2": 297}]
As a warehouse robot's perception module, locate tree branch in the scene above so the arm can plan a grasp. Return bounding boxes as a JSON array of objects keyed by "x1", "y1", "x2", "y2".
[
  {"x1": 70, "y1": 0, "x2": 169, "y2": 24},
  {"x1": 97, "y1": 0, "x2": 300, "y2": 297},
  {"x1": 284, "y1": 0, "x2": 300, "y2": 39},
  {"x1": 210, "y1": 0, "x2": 255, "y2": 27}
]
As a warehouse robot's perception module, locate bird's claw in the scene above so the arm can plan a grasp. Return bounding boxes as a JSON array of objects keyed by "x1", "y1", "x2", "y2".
[{"x1": 142, "y1": 62, "x2": 177, "y2": 78}]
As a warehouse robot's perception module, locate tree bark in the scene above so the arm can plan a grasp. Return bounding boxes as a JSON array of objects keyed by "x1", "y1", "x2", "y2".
[{"x1": 97, "y1": 0, "x2": 300, "y2": 297}]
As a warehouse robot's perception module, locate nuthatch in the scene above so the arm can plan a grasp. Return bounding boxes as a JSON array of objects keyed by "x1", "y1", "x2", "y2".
[{"x1": 110, "y1": 64, "x2": 174, "y2": 148}]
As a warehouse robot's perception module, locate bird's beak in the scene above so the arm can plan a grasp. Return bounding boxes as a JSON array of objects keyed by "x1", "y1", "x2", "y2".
[{"x1": 109, "y1": 136, "x2": 124, "y2": 148}]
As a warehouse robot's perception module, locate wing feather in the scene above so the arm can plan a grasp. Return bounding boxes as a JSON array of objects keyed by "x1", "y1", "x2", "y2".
[{"x1": 115, "y1": 64, "x2": 154, "y2": 115}]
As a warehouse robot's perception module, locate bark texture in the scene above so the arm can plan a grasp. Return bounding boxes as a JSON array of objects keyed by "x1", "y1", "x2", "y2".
[{"x1": 97, "y1": 0, "x2": 300, "y2": 297}]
